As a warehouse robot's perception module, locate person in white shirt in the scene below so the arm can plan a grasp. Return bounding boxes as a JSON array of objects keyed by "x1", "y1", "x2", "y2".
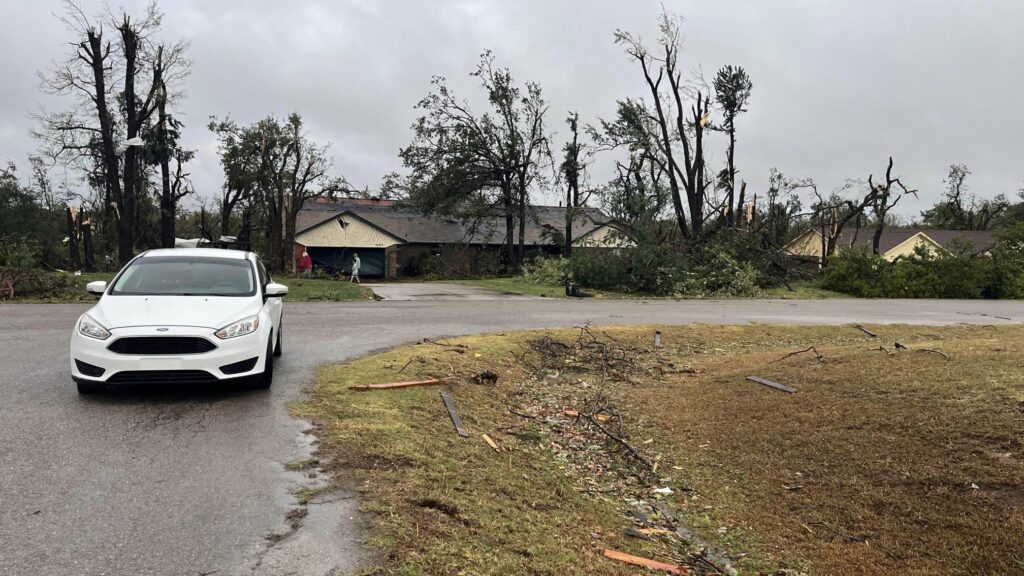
[{"x1": 350, "y1": 252, "x2": 361, "y2": 283}]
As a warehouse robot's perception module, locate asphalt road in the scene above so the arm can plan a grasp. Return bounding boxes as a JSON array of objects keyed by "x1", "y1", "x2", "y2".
[{"x1": 2, "y1": 296, "x2": 1023, "y2": 576}]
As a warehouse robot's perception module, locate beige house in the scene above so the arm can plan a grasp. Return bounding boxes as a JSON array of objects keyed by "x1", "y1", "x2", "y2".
[
  {"x1": 785, "y1": 228, "x2": 996, "y2": 263},
  {"x1": 294, "y1": 199, "x2": 632, "y2": 278}
]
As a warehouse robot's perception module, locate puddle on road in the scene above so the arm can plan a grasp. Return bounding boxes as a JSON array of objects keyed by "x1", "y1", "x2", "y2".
[{"x1": 239, "y1": 421, "x2": 370, "y2": 576}]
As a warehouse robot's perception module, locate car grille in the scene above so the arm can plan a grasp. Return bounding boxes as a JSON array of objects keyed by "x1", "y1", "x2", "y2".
[
  {"x1": 107, "y1": 337, "x2": 217, "y2": 355},
  {"x1": 106, "y1": 370, "x2": 217, "y2": 384}
]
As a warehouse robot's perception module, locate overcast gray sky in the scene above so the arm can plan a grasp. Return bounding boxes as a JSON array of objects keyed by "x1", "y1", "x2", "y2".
[{"x1": 1, "y1": 0, "x2": 1022, "y2": 217}]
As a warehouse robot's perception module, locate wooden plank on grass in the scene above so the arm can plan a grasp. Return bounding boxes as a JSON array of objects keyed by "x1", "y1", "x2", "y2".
[
  {"x1": 746, "y1": 376, "x2": 797, "y2": 394},
  {"x1": 602, "y1": 549, "x2": 688, "y2": 574},
  {"x1": 348, "y1": 379, "x2": 441, "y2": 391},
  {"x1": 441, "y1": 391, "x2": 469, "y2": 437}
]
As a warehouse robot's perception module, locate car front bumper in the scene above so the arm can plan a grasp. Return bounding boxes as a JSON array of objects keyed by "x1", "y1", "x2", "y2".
[{"x1": 70, "y1": 325, "x2": 270, "y2": 385}]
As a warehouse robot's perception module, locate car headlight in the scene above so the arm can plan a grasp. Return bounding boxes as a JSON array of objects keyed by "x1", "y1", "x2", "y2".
[
  {"x1": 215, "y1": 315, "x2": 260, "y2": 339},
  {"x1": 79, "y1": 314, "x2": 111, "y2": 340}
]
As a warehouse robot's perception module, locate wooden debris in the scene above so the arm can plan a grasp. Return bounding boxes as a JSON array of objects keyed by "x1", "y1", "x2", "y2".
[
  {"x1": 746, "y1": 376, "x2": 797, "y2": 394},
  {"x1": 481, "y1": 433, "x2": 500, "y2": 452},
  {"x1": 770, "y1": 346, "x2": 825, "y2": 364},
  {"x1": 348, "y1": 379, "x2": 441, "y2": 391},
  {"x1": 602, "y1": 549, "x2": 688, "y2": 574},
  {"x1": 441, "y1": 391, "x2": 469, "y2": 437},
  {"x1": 856, "y1": 325, "x2": 878, "y2": 338},
  {"x1": 564, "y1": 409, "x2": 611, "y2": 422},
  {"x1": 894, "y1": 341, "x2": 908, "y2": 350}
]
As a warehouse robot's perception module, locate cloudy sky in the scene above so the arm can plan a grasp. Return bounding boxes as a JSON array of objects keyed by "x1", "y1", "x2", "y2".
[{"x1": 1, "y1": 0, "x2": 1022, "y2": 217}]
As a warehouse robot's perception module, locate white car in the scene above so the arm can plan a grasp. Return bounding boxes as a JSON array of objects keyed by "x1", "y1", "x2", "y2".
[{"x1": 70, "y1": 249, "x2": 287, "y2": 394}]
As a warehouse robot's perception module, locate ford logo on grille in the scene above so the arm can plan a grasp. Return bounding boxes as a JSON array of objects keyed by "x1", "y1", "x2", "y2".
[{"x1": 156, "y1": 327, "x2": 169, "y2": 332}]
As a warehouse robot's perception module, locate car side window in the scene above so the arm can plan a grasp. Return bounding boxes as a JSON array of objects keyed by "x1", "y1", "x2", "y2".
[{"x1": 256, "y1": 259, "x2": 269, "y2": 288}]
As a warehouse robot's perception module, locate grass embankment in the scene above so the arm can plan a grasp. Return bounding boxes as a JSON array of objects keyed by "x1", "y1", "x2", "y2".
[
  {"x1": 297, "y1": 324, "x2": 1024, "y2": 575},
  {"x1": 283, "y1": 277, "x2": 376, "y2": 301},
  {"x1": 2, "y1": 273, "x2": 374, "y2": 302},
  {"x1": 447, "y1": 277, "x2": 848, "y2": 300}
]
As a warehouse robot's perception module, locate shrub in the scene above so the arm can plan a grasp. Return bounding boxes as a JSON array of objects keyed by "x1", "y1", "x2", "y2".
[
  {"x1": 822, "y1": 250, "x2": 891, "y2": 297},
  {"x1": 522, "y1": 256, "x2": 569, "y2": 285},
  {"x1": 822, "y1": 242, "x2": 1024, "y2": 299},
  {"x1": 420, "y1": 246, "x2": 502, "y2": 280},
  {"x1": 676, "y1": 247, "x2": 760, "y2": 297}
]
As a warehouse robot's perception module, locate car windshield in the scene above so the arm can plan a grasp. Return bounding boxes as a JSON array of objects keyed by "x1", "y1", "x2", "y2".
[{"x1": 111, "y1": 256, "x2": 256, "y2": 297}]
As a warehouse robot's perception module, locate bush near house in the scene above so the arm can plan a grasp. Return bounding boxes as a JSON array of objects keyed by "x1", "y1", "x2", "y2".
[{"x1": 822, "y1": 236, "x2": 1024, "y2": 299}]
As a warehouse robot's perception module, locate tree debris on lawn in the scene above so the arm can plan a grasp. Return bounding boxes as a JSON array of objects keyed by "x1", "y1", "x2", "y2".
[
  {"x1": 602, "y1": 548, "x2": 689, "y2": 574},
  {"x1": 745, "y1": 375, "x2": 797, "y2": 393},
  {"x1": 770, "y1": 346, "x2": 826, "y2": 364},
  {"x1": 472, "y1": 370, "x2": 499, "y2": 385},
  {"x1": 441, "y1": 391, "x2": 469, "y2": 437},
  {"x1": 349, "y1": 378, "x2": 442, "y2": 391}
]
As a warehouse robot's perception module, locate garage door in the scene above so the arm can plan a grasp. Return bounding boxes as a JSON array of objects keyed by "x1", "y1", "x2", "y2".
[{"x1": 307, "y1": 247, "x2": 385, "y2": 277}]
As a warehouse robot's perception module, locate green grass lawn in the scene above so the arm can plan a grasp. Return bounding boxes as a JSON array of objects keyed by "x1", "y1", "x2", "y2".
[
  {"x1": 441, "y1": 278, "x2": 636, "y2": 299},
  {"x1": 280, "y1": 277, "x2": 376, "y2": 301},
  {"x1": 2, "y1": 272, "x2": 374, "y2": 303}
]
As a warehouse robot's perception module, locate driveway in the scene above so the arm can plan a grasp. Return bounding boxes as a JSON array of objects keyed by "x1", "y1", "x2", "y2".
[
  {"x1": 1, "y1": 298, "x2": 1022, "y2": 575},
  {"x1": 364, "y1": 281, "x2": 543, "y2": 300}
]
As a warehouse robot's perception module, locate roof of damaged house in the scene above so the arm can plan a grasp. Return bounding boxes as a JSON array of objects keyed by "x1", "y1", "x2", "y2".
[{"x1": 296, "y1": 199, "x2": 624, "y2": 246}]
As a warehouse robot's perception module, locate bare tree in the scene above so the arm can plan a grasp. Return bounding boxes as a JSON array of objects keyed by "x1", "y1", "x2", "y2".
[
  {"x1": 920, "y1": 164, "x2": 1007, "y2": 230},
  {"x1": 712, "y1": 65, "x2": 753, "y2": 227},
  {"x1": 560, "y1": 112, "x2": 592, "y2": 256},
  {"x1": 868, "y1": 157, "x2": 917, "y2": 254},
  {"x1": 37, "y1": 1, "x2": 180, "y2": 265},
  {"x1": 615, "y1": 11, "x2": 712, "y2": 240}
]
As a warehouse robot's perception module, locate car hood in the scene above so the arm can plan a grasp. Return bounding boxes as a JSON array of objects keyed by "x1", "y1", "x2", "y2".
[{"x1": 89, "y1": 295, "x2": 263, "y2": 330}]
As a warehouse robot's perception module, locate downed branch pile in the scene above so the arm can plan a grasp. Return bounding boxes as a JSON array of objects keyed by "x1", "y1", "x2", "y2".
[{"x1": 502, "y1": 325, "x2": 739, "y2": 575}]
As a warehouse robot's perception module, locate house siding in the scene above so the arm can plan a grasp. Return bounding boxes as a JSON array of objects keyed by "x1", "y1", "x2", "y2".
[
  {"x1": 296, "y1": 213, "x2": 402, "y2": 249},
  {"x1": 574, "y1": 225, "x2": 635, "y2": 248}
]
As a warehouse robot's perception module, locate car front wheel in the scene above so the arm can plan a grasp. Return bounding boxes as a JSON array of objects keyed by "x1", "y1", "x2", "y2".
[
  {"x1": 254, "y1": 335, "x2": 275, "y2": 389},
  {"x1": 274, "y1": 323, "x2": 283, "y2": 357}
]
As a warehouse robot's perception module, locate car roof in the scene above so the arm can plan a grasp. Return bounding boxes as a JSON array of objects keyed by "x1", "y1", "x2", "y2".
[{"x1": 140, "y1": 248, "x2": 251, "y2": 260}]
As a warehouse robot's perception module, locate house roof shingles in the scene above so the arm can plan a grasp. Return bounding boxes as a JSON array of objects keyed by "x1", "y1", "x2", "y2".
[
  {"x1": 296, "y1": 200, "x2": 618, "y2": 247},
  {"x1": 840, "y1": 228, "x2": 996, "y2": 255}
]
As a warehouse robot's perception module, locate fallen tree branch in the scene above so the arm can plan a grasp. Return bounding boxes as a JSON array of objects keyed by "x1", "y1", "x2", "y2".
[
  {"x1": 583, "y1": 411, "x2": 654, "y2": 473},
  {"x1": 423, "y1": 337, "x2": 468, "y2": 350},
  {"x1": 915, "y1": 348, "x2": 951, "y2": 360},
  {"x1": 770, "y1": 346, "x2": 825, "y2": 364}
]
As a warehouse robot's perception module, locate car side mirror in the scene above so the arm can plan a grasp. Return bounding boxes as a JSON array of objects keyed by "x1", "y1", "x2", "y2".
[
  {"x1": 86, "y1": 280, "x2": 107, "y2": 297},
  {"x1": 265, "y1": 282, "x2": 288, "y2": 298}
]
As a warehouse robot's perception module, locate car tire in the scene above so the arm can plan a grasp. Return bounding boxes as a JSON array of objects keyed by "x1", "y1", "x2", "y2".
[
  {"x1": 76, "y1": 381, "x2": 103, "y2": 394},
  {"x1": 274, "y1": 323, "x2": 283, "y2": 357},
  {"x1": 254, "y1": 336, "x2": 275, "y2": 389}
]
